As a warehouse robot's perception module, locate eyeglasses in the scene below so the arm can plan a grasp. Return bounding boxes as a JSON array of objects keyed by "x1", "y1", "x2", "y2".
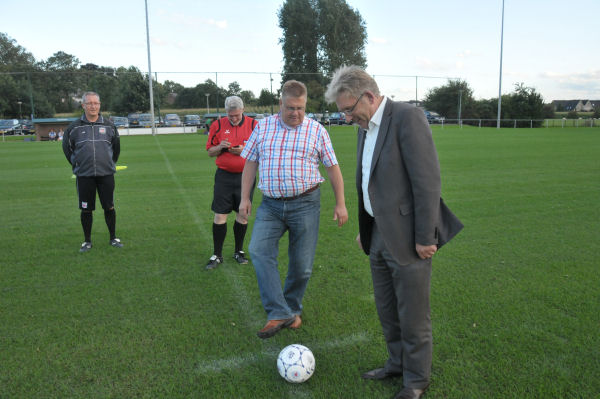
[{"x1": 342, "y1": 93, "x2": 364, "y2": 114}]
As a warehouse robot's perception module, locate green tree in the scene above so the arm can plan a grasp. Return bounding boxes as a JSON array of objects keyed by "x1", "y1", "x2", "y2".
[
  {"x1": 42, "y1": 51, "x2": 81, "y2": 113},
  {"x1": 0, "y1": 33, "x2": 51, "y2": 118},
  {"x1": 316, "y1": 0, "x2": 367, "y2": 76},
  {"x1": 501, "y1": 83, "x2": 545, "y2": 126},
  {"x1": 278, "y1": 0, "x2": 367, "y2": 112},
  {"x1": 227, "y1": 81, "x2": 242, "y2": 97},
  {"x1": 473, "y1": 98, "x2": 497, "y2": 120},
  {"x1": 239, "y1": 90, "x2": 256, "y2": 107},
  {"x1": 566, "y1": 110, "x2": 578, "y2": 119},
  {"x1": 257, "y1": 89, "x2": 278, "y2": 107},
  {"x1": 422, "y1": 80, "x2": 476, "y2": 119},
  {"x1": 80, "y1": 63, "x2": 120, "y2": 113},
  {"x1": 278, "y1": 0, "x2": 320, "y2": 84},
  {"x1": 542, "y1": 104, "x2": 555, "y2": 119},
  {"x1": 111, "y1": 66, "x2": 149, "y2": 114}
]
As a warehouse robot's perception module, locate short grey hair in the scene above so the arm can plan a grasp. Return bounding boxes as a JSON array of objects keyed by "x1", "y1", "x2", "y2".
[
  {"x1": 224, "y1": 96, "x2": 244, "y2": 111},
  {"x1": 82, "y1": 91, "x2": 100, "y2": 104},
  {"x1": 324, "y1": 65, "x2": 380, "y2": 103}
]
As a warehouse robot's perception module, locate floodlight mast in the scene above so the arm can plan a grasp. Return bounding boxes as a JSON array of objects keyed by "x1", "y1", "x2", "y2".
[
  {"x1": 497, "y1": 0, "x2": 505, "y2": 129},
  {"x1": 145, "y1": 0, "x2": 156, "y2": 135}
]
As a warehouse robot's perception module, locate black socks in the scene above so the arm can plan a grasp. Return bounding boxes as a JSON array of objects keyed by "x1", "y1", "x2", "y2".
[
  {"x1": 81, "y1": 211, "x2": 93, "y2": 242},
  {"x1": 213, "y1": 223, "x2": 227, "y2": 257},
  {"x1": 104, "y1": 208, "x2": 116, "y2": 240},
  {"x1": 233, "y1": 221, "x2": 248, "y2": 253}
]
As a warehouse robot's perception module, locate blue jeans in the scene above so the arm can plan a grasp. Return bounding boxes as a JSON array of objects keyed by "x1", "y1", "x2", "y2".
[{"x1": 249, "y1": 189, "x2": 321, "y2": 320}]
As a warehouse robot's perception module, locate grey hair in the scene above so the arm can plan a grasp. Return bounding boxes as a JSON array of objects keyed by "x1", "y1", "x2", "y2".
[
  {"x1": 324, "y1": 65, "x2": 380, "y2": 103},
  {"x1": 224, "y1": 96, "x2": 244, "y2": 111},
  {"x1": 82, "y1": 91, "x2": 100, "y2": 104}
]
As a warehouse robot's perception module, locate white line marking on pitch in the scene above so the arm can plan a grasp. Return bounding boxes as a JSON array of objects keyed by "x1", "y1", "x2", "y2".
[
  {"x1": 194, "y1": 332, "x2": 370, "y2": 373},
  {"x1": 154, "y1": 136, "x2": 263, "y2": 326}
]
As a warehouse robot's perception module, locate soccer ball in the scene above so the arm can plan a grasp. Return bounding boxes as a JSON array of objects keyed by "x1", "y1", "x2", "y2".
[{"x1": 277, "y1": 344, "x2": 315, "y2": 383}]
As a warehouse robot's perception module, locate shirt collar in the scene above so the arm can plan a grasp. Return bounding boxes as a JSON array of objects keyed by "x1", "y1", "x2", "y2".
[
  {"x1": 368, "y1": 96, "x2": 387, "y2": 131},
  {"x1": 278, "y1": 114, "x2": 304, "y2": 130}
]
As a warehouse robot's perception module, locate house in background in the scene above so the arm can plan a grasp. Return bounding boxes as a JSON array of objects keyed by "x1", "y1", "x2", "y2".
[{"x1": 551, "y1": 100, "x2": 598, "y2": 112}]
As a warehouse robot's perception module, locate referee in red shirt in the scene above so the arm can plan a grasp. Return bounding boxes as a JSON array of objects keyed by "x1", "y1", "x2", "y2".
[{"x1": 205, "y1": 96, "x2": 257, "y2": 269}]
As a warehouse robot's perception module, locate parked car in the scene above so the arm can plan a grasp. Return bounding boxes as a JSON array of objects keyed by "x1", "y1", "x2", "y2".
[
  {"x1": 0, "y1": 119, "x2": 21, "y2": 135},
  {"x1": 164, "y1": 113, "x2": 182, "y2": 127},
  {"x1": 128, "y1": 113, "x2": 141, "y2": 128},
  {"x1": 138, "y1": 113, "x2": 154, "y2": 128},
  {"x1": 183, "y1": 114, "x2": 201, "y2": 127},
  {"x1": 109, "y1": 116, "x2": 129, "y2": 129},
  {"x1": 202, "y1": 113, "x2": 226, "y2": 130},
  {"x1": 19, "y1": 119, "x2": 35, "y2": 134},
  {"x1": 424, "y1": 110, "x2": 444, "y2": 124},
  {"x1": 327, "y1": 112, "x2": 346, "y2": 125},
  {"x1": 306, "y1": 113, "x2": 320, "y2": 123}
]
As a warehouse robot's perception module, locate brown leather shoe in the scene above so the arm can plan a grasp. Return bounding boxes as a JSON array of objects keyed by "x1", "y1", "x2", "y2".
[
  {"x1": 256, "y1": 317, "x2": 295, "y2": 339},
  {"x1": 393, "y1": 385, "x2": 429, "y2": 399},
  {"x1": 361, "y1": 367, "x2": 402, "y2": 380},
  {"x1": 289, "y1": 315, "x2": 302, "y2": 329}
]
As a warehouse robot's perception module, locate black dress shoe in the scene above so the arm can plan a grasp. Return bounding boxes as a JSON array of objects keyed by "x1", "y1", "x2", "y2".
[
  {"x1": 361, "y1": 367, "x2": 402, "y2": 380},
  {"x1": 393, "y1": 385, "x2": 429, "y2": 399}
]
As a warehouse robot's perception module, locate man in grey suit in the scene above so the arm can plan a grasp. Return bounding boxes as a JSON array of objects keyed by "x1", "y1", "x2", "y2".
[{"x1": 325, "y1": 66, "x2": 463, "y2": 399}]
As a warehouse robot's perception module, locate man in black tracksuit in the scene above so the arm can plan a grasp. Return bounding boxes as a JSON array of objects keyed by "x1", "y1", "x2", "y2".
[{"x1": 63, "y1": 91, "x2": 123, "y2": 252}]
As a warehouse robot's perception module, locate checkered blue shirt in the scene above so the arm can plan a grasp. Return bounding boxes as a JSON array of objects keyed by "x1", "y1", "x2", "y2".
[{"x1": 241, "y1": 114, "x2": 338, "y2": 198}]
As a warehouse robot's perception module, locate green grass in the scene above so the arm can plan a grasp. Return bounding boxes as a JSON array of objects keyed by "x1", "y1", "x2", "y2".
[{"x1": 1, "y1": 125, "x2": 599, "y2": 398}]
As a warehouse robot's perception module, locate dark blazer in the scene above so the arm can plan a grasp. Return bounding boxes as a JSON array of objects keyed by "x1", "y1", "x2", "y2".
[{"x1": 357, "y1": 99, "x2": 463, "y2": 265}]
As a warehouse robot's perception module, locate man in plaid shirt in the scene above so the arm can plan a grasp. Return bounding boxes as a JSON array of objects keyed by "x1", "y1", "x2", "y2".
[{"x1": 240, "y1": 80, "x2": 348, "y2": 339}]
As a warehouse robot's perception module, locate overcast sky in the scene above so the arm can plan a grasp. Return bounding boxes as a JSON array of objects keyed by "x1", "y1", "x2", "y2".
[{"x1": 3, "y1": 0, "x2": 599, "y2": 102}]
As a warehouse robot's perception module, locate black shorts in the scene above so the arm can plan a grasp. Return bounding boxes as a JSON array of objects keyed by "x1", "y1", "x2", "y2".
[
  {"x1": 211, "y1": 168, "x2": 254, "y2": 214},
  {"x1": 76, "y1": 175, "x2": 115, "y2": 211}
]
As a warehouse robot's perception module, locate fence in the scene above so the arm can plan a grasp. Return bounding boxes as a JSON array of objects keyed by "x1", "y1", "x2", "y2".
[{"x1": 437, "y1": 119, "x2": 599, "y2": 128}]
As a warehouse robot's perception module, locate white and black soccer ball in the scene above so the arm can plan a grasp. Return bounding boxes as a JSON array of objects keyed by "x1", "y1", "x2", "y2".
[{"x1": 277, "y1": 344, "x2": 315, "y2": 383}]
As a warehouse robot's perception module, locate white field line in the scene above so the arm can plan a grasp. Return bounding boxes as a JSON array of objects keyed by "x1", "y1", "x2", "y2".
[
  {"x1": 153, "y1": 136, "x2": 263, "y2": 327},
  {"x1": 194, "y1": 331, "x2": 370, "y2": 373},
  {"x1": 154, "y1": 138, "x2": 370, "y2": 376},
  {"x1": 153, "y1": 136, "x2": 206, "y2": 231}
]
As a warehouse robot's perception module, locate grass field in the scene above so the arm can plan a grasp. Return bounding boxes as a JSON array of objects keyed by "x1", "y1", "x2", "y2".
[{"x1": 1, "y1": 125, "x2": 599, "y2": 398}]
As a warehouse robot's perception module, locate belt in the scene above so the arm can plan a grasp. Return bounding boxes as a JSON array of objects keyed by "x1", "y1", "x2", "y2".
[{"x1": 270, "y1": 184, "x2": 320, "y2": 201}]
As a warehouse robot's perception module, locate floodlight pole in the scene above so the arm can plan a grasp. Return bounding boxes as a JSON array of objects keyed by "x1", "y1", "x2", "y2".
[
  {"x1": 270, "y1": 73, "x2": 274, "y2": 115},
  {"x1": 415, "y1": 76, "x2": 418, "y2": 106},
  {"x1": 17, "y1": 101, "x2": 22, "y2": 119},
  {"x1": 144, "y1": 0, "x2": 156, "y2": 135},
  {"x1": 497, "y1": 0, "x2": 505, "y2": 129},
  {"x1": 205, "y1": 93, "x2": 210, "y2": 113},
  {"x1": 458, "y1": 89, "x2": 463, "y2": 125}
]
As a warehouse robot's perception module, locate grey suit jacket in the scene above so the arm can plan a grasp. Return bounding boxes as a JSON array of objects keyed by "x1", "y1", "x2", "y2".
[{"x1": 357, "y1": 99, "x2": 463, "y2": 265}]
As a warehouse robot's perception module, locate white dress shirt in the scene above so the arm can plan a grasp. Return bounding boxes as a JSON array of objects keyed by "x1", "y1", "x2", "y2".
[{"x1": 361, "y1": 96, "x2": 388, "y2": 217}]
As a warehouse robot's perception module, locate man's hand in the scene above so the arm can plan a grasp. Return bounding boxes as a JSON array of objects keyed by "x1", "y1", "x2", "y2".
[
  {"x1": 219, "y1": 140, "x2": 231, "y2": 151},
  {"x1": 416, "y1": 243, "x2": 437, "y2": 259},
  {"x1": 229, "y1": 144, "x2": 243, "y2": 155},
  {"x1": 355, "y1": 233, "x2": 363, "y2": 250},
  {"x1": 239, "y1": 198, "x2": 252, "y2": 222},
  {"x1": 333, "y1": 204, "x2": 348, "y2": 227}
]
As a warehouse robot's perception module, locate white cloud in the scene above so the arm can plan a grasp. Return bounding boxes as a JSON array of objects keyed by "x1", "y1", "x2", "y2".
[{"x1": 207, "y1": 19, "x2": 228, "y2": 29}]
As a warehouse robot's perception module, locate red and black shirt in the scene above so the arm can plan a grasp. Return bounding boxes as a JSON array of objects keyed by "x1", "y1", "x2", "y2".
[{"x1": 206, "y1": 115, "x2": 257, "y2": 173}]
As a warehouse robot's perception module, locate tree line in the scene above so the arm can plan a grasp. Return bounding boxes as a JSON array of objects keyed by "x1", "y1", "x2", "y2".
[
  {"x1": 2, "y1": 0, "x2": 565, "y2": 123},
  {"x1": 0, "y1": 32, "x2": 280, "y2": 118},
  {"x1": 422, "y1": 80, "x2": 555, "y2": 127}
]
